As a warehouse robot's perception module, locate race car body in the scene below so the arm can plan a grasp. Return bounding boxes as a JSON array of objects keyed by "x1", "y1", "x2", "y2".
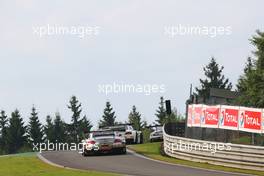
[
  {"x1": 100, "y1": 124, "x2": 143, "y2": 144},
  {"x1": 149, "y1": 126, "x2": 163, "y2": 142},
  {"x1": 82, "y1": 130, "x2": 126, "y2": 156}
]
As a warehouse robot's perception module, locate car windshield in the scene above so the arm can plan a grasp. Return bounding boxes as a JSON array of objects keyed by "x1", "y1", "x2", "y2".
[
  {"x1": 92, "y1": 131, "x2": 115, "y2": 138},
  {"x1": 156, "y1": 126, "x2": 163, "y2": 131},
  {"x1": 126, "y1": 125, "x2": 133, "y2": 130},
  {"x1": 109, "y1": 126, "x2": 126, "y2": 132}
]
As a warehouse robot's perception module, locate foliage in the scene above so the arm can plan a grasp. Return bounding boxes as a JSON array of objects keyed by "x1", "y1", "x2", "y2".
[
  {"x1": 155, "y1": 97, "x2": 167, "y2": 125},
  {"x1": 195, "y1": 57, "x2": 232, "y2": 102},
  {"x1": 128, "y1": 105, "x2": 143, "y2": 130},
  {"x1": 27, "y1": 106, "x2": 44, "y2": 146},
  {"x1": 6, "y1": 110, "x2": 27, "y2": 154},
  {"x1": 99, "y1": 101, "x2": 116, "y2": 127},
  {"x1": 236, "y1": 31, "x2": 264, "y2": 108},
  {"x1": 0, "y1": 110, "x2": 8, "y2": 154}
]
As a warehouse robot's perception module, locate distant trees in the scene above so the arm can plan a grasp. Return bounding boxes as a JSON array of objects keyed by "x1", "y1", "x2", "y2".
[
  {"x1": 196, "y1": 57, "x2": 232, "y2": 102},
  {"x1": 68, "y1": 96, "x2": 92, "y2": 143},
  {"x1": 44, "y1": 115, "x2": 54, "y2": 142},
  {"x1": 67, "y1": 96, "x2": 82, "y2": 143},
  {"x1": 128, "y1": 105, "x2": 143, "y2": 130},
  {"x1": 99, "y1": 101, "x2": 116, "y2": 127},
  {"x1": 0, "y1": 95, "x2": 95, "y2": 154},
  {"x1": 53, "y1": 112, "x2": 67, "y2": 143},
  {"x1": 0, "y1": 111, "x2": 8, "y2": 154},
  {"x1": 155, "y1": 97, "x2": 167, "y2": 125},
  {"x1": 27, "y1": 106, "x2": 44, "y2": 146},
  {"x1": 7, "y1": 110, "x2": 27, "y2": 154},
  {"x1": 79, "y1": 115, "x2": 92, "y2": 139},
  {"x1": 237, "y1": 31, "x2": 264, "y2": 108}
]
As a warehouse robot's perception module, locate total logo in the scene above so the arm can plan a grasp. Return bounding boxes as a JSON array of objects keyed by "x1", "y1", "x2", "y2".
[
  {"x1": 245, "y1": 115, "x2": 260, "y2": 126},
  {"x1": 225, "y1": 113, "x2": 238, "y2": 123},
  {"x1": 240, "y1": 111, "x2": 261, "y2": 127},
  {"x1": 205, "y1": 112, "x2": 218, "y2": 121}
]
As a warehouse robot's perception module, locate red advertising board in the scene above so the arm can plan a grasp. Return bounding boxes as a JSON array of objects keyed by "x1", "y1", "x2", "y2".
[
  {"x1": 187, "y1": 105, "x2": 192, "y2": 127},
  {"x1": 239, "y1": 107, "x2": 262, "y2": 133},
  {"x1": 219, "y1": 106, "x2": 239, "y2": 130},
  {"x1": 192, "y1": 104, "x2": 202, "y2": 127},
  {"x1": 201, "y1": 105, "x2": 220, "y2": 128}
]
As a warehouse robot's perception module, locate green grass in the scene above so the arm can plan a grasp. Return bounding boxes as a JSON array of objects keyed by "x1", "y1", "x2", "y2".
[
  {"x1": 0, "y1": 153, "x2": 118, "y2": 176},
  {"x1": 128, "y1": 142, "x2": 264, "y2": 176},
  {"x1": 231, "y1": 136, "x2": 252, "y2": 145}
]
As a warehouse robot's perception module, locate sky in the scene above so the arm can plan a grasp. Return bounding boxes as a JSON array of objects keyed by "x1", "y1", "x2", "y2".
[{"x1": 0, "y1": 0, "x2": 263, "y2": 127}]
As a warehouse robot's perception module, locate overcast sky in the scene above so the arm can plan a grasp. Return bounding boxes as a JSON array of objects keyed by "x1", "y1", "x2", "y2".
[{"x1": 0, "y1": 1, "x2": 263, "y2": 127}]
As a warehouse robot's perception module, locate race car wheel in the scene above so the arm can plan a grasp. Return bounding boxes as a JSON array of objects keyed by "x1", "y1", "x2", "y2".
[
  {"x1": 121, "y1": 147, "x2": 126, "y2": 154},
  {"x1": 140, "y1": 133, "x2": 143, "y2": 144}
]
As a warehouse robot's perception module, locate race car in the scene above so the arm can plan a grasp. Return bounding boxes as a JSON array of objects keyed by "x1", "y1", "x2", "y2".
[
  {"x1": 149, "y1": 125, "x2": 163, "y2": 142},
  {"x1": 100, "y1": 124, "x2": 143, "y2": 144},
  {"x1": 82, "y1": 130, "x2": 126, "y2": 156}
]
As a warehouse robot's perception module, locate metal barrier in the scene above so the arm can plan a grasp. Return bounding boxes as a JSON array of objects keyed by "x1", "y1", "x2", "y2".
[{"x1": 163, "y1": 125, "x2": 264, "y2": 171}]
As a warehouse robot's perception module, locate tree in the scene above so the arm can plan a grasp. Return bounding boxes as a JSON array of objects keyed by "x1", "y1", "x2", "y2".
[
  {"x1": 237, "y1": 31, "x2": 264, "y2": 107},
  {"x1": 164, "y1": 108, "x2": 184, "y2": 123},
  {"x1": 99, "y1": 101, "x2": 116, "y2": 127},
  {"x1": 28, "y1": 106, "x2": 43, "y2": 146},
  {"x1": 53, "y1": 112, "x2": 66, "y2": 143},
  {"x1": 155, "y1": 97, "x2": 167, "y2": 125},
  {"x1": 44, "y1": 115, "x2": 54, "y2": 142},
  {"x1": 196, "y1": 57, "x2": 232, "y2": 102},
  {"x1": 7, "y1": 110, "x2": 27, "y2": 153},
  {"x1": 128, "y1": 105, "x2": 143, "y2": 130},
  {"x1": 0, "y1": 110, "x2": 8, "y2": 153},
  {"x1": 79, "y1": 115, "x2": 93, "y2": 139},
  {"x1": 67, "y1": 96, "x2": 82, "y2": 143}
]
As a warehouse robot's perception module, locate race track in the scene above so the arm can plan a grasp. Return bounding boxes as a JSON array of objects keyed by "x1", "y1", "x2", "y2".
[{"x1": 40, "y1": 150, "x2": 249, "y2": 176}]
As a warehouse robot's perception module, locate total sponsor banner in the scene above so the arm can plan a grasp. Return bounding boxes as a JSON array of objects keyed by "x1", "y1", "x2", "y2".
[
  {"x1": 239, "y1": 107, "x2": 262, "y2": 133},
  {"x1": 219, "y1": 105, "x2": 239, "y2": 130},
  {"x1": 201, "y1": 105, "x2": 220, "y2": 128},
  {"x1": 187, "y1": 105, "x2": 193, "y2": 127},
  {"x1": 192, "y1": 104, "x2": 203, "y2": 127},
  {"x1": 187, "y1": 104, "x2": 264, "y2": 133}
]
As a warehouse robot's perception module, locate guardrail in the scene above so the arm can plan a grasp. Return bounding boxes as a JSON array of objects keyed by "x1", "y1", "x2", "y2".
[{"x1": 163, "y1": 125, "x2": 264, "y2": 171}]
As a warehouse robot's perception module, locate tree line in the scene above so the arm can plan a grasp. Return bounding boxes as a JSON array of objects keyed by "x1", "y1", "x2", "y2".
[
  {"x1": 194, "y1": 30, "x2": 264, "y2": 108},
  {"x1": 0, "y1": 96, "x2": 182, "y2": 154}
]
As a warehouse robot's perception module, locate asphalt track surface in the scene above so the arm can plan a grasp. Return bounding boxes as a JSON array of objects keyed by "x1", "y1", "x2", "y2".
[{"x1": 40, "y1": 150, "x2": 250, "y2": 176}]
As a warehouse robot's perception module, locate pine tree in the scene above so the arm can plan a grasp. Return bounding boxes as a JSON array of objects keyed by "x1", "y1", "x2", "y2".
[
  {"x1": 128, "y1": 105, "x2": 143, "y2": 130},
  {"x1": 99, "y1": 101, "x2": 116, "y2": 127},
  {"x1": 0, "y1": 110, "x2": 8, "y2": 154},
  {"x1": 237, "y1": 31, "x2": 264, "y2": 107},
  {"x1": 67, "y1": 96, "x2": 82, "y2": 143},
  {"x1": 44, "y1": 115, "x2": 54, "y2": 142},
  {"x1": 28, "y1": 106, "x2": 43, "y2": 146},
  {"x1": 7, "y1": 109, "x2": 27, "y2": 154},
  {"x1": 196, "y1": 57, "x2": 232, "y2": 102},
  {"x1": 53, "y1": 112, "x2": 66, "y2": 143},
  {"x1": 155, "y1": 97, "x2": 167, "y2": 125},
  {"x1": 79, "y1": 115, "x2": 93, "y2": 138}
]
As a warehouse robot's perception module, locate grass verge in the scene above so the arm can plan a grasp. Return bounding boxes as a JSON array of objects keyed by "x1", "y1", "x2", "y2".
[
  {"x1": 128, "y1": 142, "x2": 263, "y2": 176},
  {"x1": 0, "y1": 153, "x2": 118, "y2": 176}
]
